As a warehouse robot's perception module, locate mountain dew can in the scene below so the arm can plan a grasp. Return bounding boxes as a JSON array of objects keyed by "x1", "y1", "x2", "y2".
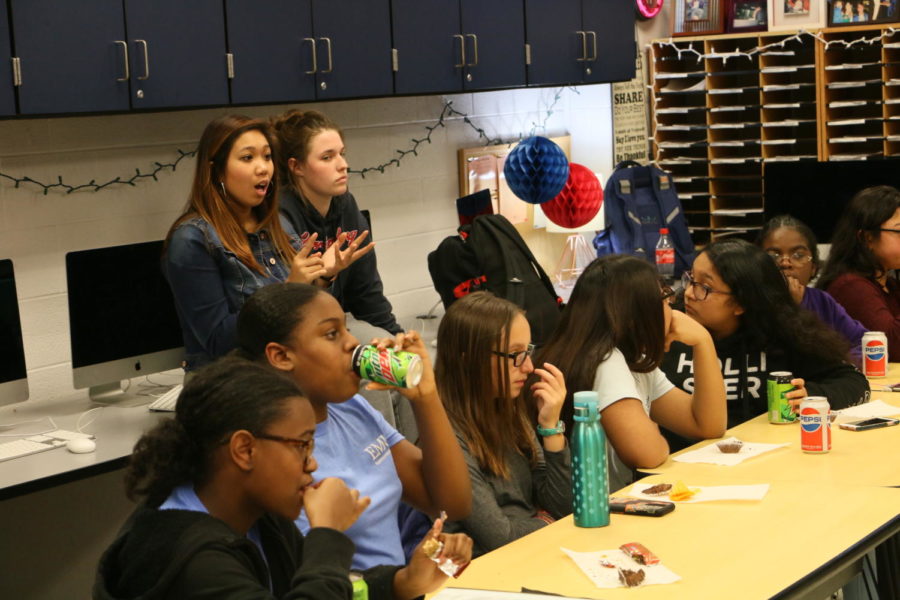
[
  {"x1": 350, "y1": 572, "x2": 368, "y2": 600},
  {"x1": 767, "y1": 371, "x2": 796, "y2": 424},
  {"x1": 351, "y1": 345, "x2": 423, "y2": 388}
]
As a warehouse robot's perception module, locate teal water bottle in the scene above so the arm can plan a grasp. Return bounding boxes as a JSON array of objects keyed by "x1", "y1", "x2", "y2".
[{"x1": 571, "y1": 391, "x2": 609, "y2": 527}]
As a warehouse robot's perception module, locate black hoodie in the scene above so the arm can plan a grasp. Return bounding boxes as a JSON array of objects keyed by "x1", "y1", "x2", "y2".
[
  {"x1": 280, "y1": 189, "x2": 401, "y2": 334},
  {"x1": 661, "y1": 330, "x2": 870, "y2": 430},
  {"x1": 94, "y1": 505, "x2": 401, "y2": 600}
]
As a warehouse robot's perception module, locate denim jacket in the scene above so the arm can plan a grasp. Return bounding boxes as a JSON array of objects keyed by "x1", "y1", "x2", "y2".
[{"x1": 164, "y1": 216, "x2": 299, "y2": 370}]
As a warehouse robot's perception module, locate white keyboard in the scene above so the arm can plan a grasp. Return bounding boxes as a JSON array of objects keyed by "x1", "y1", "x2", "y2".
[
  {"x1": 0, "y1": 429, "x2": 94, "y2": 462},
  {"x1": 148, "y1": 384, "x2": 183, "y2": 412}
]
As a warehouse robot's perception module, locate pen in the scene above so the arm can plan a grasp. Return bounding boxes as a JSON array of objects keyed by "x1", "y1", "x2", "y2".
[{"x1": 876, "y1": 384, "x2": 900, "y2": 393}]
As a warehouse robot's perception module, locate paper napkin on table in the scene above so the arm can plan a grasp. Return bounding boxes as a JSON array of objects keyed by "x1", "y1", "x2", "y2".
[
  {"x1": 561, "y1": 547, "x2": 681, "y2": 589},
  {"x1": 834, "y1": 400, "x2": 900, "y2": 419},
  {"x1": 628, "y1": 482, "x2": 770, "y2": 503},
  {"x1": 673, "y1": 437, "x2": 789, "y2": 466}
]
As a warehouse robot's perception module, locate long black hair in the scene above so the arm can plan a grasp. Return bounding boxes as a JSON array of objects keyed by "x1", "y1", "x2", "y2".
[
  {"x1": 125, "y1": 356, "x2": 304, "y2": 506},
  {"x1": 536, "y1": 254, "x2": 667, "y2": 431},
  {"x1": 236, "y1": 282, "x2": 323, "y2": 361},
  {"x1": 817, "y1": 185, "x2": 900, "y2": 290},
  {"x1": 704, "y1": 238, "x2": 849, "y2": 364}
]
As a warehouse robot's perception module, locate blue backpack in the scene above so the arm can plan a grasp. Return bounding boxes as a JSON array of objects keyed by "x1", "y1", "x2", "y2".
[{"x1": 593, "y1": 161, "x2": 695, "y2": 277}]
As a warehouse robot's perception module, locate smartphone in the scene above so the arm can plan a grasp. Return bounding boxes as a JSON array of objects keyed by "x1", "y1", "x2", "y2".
[
  {"x1": 838, "y1": 417, "x2": 900, "y2": 431},
  {"x1": 609, "y1": 497, "x2": 675, "y2": 517}
]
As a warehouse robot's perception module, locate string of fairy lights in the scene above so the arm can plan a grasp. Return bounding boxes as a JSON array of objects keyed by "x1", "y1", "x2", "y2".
[{"x1": 0, "y1": 88, "x2": 576, "y2": 194}]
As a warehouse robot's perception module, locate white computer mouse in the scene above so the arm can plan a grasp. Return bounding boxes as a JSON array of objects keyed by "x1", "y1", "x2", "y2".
[{"x1": 66, "y1": 438, "x2": 96, "y2": 454}]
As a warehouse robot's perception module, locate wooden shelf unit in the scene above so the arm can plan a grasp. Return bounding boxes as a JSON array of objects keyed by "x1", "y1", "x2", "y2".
[{"x1": 650, "y1": 25, "x2": 900, "y2": 243}]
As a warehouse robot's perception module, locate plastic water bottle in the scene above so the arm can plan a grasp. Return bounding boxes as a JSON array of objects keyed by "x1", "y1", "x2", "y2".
[
  {"x1": 655, "y1": 227, "x2": 675, "y2": 280},
  {"x1": 571, "y1": 391, "x2": 609, "y2": 528}
]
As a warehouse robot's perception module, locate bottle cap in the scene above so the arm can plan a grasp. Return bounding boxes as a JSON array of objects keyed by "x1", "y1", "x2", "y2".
[
  {"x1": 573, "y1": 391, "x2": 600, "y2": 422},
  {"x1": 660, "y1": 228, "x2": 669, "y2": 234}
]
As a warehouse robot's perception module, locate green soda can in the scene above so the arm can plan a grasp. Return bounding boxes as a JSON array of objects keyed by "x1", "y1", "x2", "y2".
[
  {"x1": 767, "y1": 371, "x2": 796, "y2": 424},
  {"x1": 351, "y1": 345, "x2": 423, "y2": 388},
  {"x1": 349, "y1": 572, "x2": 368, "y2": 600}
]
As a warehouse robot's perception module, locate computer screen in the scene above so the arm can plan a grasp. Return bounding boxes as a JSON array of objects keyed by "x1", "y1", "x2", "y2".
[
  {"x1": 764, "y1": 159, "x2": 900, "y2": 243},
  {"x1": 66, "y1": 240, "x2": 184, "y2": 402},
  {"x1": 0, "y1": 259, "x2": 28, "y2": 406}
]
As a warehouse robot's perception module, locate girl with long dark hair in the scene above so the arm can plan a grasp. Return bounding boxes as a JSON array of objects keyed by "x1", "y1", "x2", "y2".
[{"x1": 538, "y1": 255, "x2": 727, "y2": 493}]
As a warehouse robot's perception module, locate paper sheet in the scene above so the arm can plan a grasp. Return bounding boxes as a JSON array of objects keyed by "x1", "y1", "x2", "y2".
[
  {"x1": 433, "y1": 589, "x2": 592, "y2": 600},
  {"x1": 834, "y1": 399, "x2": 900, "y2": 419},
  {"x1": 561, "y1": 547, "x2": 681, "y2": 589},
  {"x1": 674, "y1": 437, "x2": 789, "y2": 466},
  {"x1": 627, "y1": 483, "x2": 770, "y2": 503}
]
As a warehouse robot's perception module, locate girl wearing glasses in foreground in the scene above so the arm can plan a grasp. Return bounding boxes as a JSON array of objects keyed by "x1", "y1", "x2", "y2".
[
  {"x1": 537, "y1": 255, "x2": 726, "y2": 493},
  {"x1": 661, "y1": 239, "x2": 868, "y2": 430},
  {"x1": 816, "y1": 186, "x2": 900, "y2": 360},
  {"x1": 756, "y1": 215, "x2": 867, "y2": 366},
  {"x1": 435, "y1": 292, "x2": 570, "y2": 557},
  {"x1": 95, "y1": 357, "x2": 471, "y2": 600}
]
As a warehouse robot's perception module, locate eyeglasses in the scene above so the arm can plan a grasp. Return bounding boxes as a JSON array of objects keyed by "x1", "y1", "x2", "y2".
[
  {"x1": 492, "y1": 343, "x2": 535, "y2": 368},
  {"x1": 766, "y1": 250, "x2": 813, "y2": 266},
  {"x1": 682, "y1": 271, "x2": 732, "y2": 301},
  {"x1": 256, "y1": 433, "x2": 315, "y2": 465},
  {"x1": 877, "y1": 228, "x2": 900, "y2": 235}
]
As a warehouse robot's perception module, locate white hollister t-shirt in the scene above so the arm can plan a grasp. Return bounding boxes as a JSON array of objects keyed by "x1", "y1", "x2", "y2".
[
  {"x1": 593, "y1": 348, "x2": 674, "y2": 492},
  {"x1": 295, "y1": 394, "x2": 405, "y2": 570}
]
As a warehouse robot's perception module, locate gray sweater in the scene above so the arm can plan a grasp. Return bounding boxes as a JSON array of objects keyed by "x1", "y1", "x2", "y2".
[{"x1": 447, "y1": 431, "x2": 572, "y2": 557}]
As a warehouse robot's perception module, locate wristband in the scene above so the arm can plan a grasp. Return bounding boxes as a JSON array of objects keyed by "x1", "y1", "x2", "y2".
[
  {"x1": 319, "y1": 274, "x2": 336, "y2": 286},
  {"x1": 536, "y1": 420, "x2": 565, "y2": 437}
]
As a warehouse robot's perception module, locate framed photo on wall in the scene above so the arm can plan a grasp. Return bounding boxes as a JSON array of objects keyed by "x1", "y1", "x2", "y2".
[
  {"x1": 828, "y1": 0, "x2": 900, "y2": 25},
  {"x1": 727, "y1": 0, "x2": 769, "y2": 31},
  {"x1": 767, "y1": 0, "x2": 826, "y2": 30},
  {"x1": 673, "y1": 0, "x2": 725, "y2": 35}
]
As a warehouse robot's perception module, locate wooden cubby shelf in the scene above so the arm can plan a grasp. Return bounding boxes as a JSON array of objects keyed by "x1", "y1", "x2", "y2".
[{"x1": 650, "y1": 24, "x2": 900, "y2": 244}]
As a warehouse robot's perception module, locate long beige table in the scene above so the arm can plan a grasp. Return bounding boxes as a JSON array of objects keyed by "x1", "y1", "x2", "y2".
[{"x1": 436, "y1": 374, "x2": 900, "y2": 599}]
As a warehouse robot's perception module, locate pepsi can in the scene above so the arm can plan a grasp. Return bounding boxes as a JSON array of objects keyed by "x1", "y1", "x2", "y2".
[
  {"x1": 862, "y1": 331, "x2": 888, "y2": 378},
  {"x1": 799, "y1": 397, "x2": 831, "y2": 453}
]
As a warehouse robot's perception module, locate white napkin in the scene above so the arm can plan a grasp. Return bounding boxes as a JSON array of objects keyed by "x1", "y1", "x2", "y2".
[
  {"x1": 834, "y1": 399, "x2": 900, "y2": 419},
  {"x1": 561, "y1": 547, "x2": 681, "y2": 589},
  {"x1": 673, "y1": 437, "x2": 789, "y2": 466},
  {"x1": 628, "y1": 483, "x2": 770, "y2": 503}
]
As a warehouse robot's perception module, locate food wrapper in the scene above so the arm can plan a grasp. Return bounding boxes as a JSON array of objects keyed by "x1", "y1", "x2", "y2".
[
  {"x1": 423, "y1": 538, "x2": 468, "y2": 578},
  {"x1": 619, "y1": 542, "x2": 660, "y2": 566},
  {"x1": 669, "y1": 480, "x2": 699, "y2": 502}
]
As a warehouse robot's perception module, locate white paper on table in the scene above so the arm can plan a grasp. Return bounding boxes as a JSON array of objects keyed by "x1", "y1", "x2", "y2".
[
  {"x1": 628, "y1": 483, "x2": 770, "y2": 503},
  {"x1": 834, "y1": 400, "x2": 900, "y2": 419},
  {"x1": 674, "y1": 437, "x2": 789, "y2": 466},
  {"x1": 561, "y1": 548, "x2": 681, "y2": 589},
  {"x1": 433, "y1": 590, "x2": 593, "y2": 600}
]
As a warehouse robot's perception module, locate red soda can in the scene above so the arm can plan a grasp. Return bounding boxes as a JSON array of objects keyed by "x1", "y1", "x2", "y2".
[
  {"x1": 862, "y1": 331, "x2": 888, "y2": 378},
  {"x1": 799, "y1": 397, "x2": 831, "y2": 454}
]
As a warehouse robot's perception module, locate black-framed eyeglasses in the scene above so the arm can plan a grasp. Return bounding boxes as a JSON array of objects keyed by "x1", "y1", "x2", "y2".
[
  {"x1": 766, "y1": 250, "x2": 813, "y2": 266},
  {"x1": 256, "y1": 433, "x2": 315, "y2": 464},
  {"x1": 877, "y1": 228, "x2": 900, "y2": 235},
  {"x1": 682, "y1": 271, "x2": 732, "y2": 301},
  {"x1": 492, "y1": 343, "x2": 535, "y2": 368}
]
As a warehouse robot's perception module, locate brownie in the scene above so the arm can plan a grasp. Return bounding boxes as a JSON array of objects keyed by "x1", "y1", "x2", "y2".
[{"x1": 618, "y1": 568, "x2": 646, "y2": 587}]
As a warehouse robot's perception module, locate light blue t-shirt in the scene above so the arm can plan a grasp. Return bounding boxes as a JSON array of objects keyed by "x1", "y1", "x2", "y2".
[{"x1": 296, "y1": 394, "x2": 406, "y2": 570}]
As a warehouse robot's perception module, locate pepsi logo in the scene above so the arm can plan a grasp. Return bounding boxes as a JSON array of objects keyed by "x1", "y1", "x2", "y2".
[
  {"x1": 864, "y1": 340, "x2": 886, "y2": 361},
  {"x1": 800, "y1": 407, "x2": 822, "y2": 433}
]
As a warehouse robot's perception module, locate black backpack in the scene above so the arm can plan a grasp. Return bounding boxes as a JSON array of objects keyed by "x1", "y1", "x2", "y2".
[{"x1": 427, "y1": 214, "x2": 562, "y2": 347}]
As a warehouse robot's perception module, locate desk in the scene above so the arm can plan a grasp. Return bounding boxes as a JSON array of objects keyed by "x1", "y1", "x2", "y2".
[{"x1": 439, "y1": 375, "x2": 900, "y2": 599}]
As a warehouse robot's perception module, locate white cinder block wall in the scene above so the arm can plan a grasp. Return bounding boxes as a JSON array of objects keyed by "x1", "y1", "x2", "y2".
[{"x1": 0, "y1": 85, "x2": 614, "y2": 405}]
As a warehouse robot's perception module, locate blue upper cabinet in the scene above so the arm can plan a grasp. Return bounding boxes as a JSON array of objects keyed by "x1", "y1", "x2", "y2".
[
  {"x1": 0, "y1": 1, "x2": 15, "y2": 116},
  {"x1": 313, "y1": 0, "x2": 393, "y2": 100},
  {"x1": 124, "y1": 0, "x2": 229, "y2": 110},
  {"x1": 392, "y1": 0, "x2": 462, "y2": 95},
  {"x1": 525, "y1": 0, "x2": 635, "y2": 86},
  {"x1": 226, "y1": 0, "x2": 316, "y2": 105},
  {"x1": 582, "y1": 0, "x2": 635, "y2": 84},
  {"x1": 10, "y1": 0, "x2": 130, "y2": 115},
  {"x1": 460, "y1": 0, "x2": 526, "y2": 91}
]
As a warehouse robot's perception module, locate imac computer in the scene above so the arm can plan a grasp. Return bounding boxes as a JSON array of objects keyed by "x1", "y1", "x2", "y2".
[
  {"x1": 0, "y1": 259, "x2": 29, "y2": 406},
  {"x1": 66, "y1": 240, "x2": 184, "y2": 403}
]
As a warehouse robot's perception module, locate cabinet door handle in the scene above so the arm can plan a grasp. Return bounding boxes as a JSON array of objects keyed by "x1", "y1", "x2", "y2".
[
  {"x1": 114, "y1": 41, "x2": 130, "y2": 81},
  {"x1": 135, "y1": 39, "x2": 149, "y2": 80},
  {"x1": 465, "y1": 33, "x2": 478, "y2": 67},
  {"x1": 11, "y1": 57, "x2": 21, "y2": 86},
  {"x1": 320, "y1": 37, "x2": 333, "y2": 74},
  {"x1": 576, "y1": 31, "x2": 587, "y2": 62},
  {"x1": 453, "y1": 34, "x2": 465, "y2": 68},
  {"x1": 587, "y1": 31, "x2": 597, "y2": 62},
  {"x1": 303, "y1": 38, "x2": 317, "y2": 74}
]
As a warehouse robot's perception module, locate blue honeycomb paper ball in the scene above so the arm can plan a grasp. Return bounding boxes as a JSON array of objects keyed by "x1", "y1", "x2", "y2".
[{"x1": 503, "y1": 136, "x2": 570, "y2": 205}]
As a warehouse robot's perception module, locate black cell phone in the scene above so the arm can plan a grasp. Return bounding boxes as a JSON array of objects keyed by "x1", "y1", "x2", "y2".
[
  {"x1": 838, "y1": 417, "x2": 900, "y2": 431},
  {"x1": 609, "y1": 497, "x2": 676, "y2": 517}
]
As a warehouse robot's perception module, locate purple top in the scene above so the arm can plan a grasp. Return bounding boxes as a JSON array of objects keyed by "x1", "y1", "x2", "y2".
[{"x1": 801, "y1": 286, "x2": 866, "y2": 364}]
